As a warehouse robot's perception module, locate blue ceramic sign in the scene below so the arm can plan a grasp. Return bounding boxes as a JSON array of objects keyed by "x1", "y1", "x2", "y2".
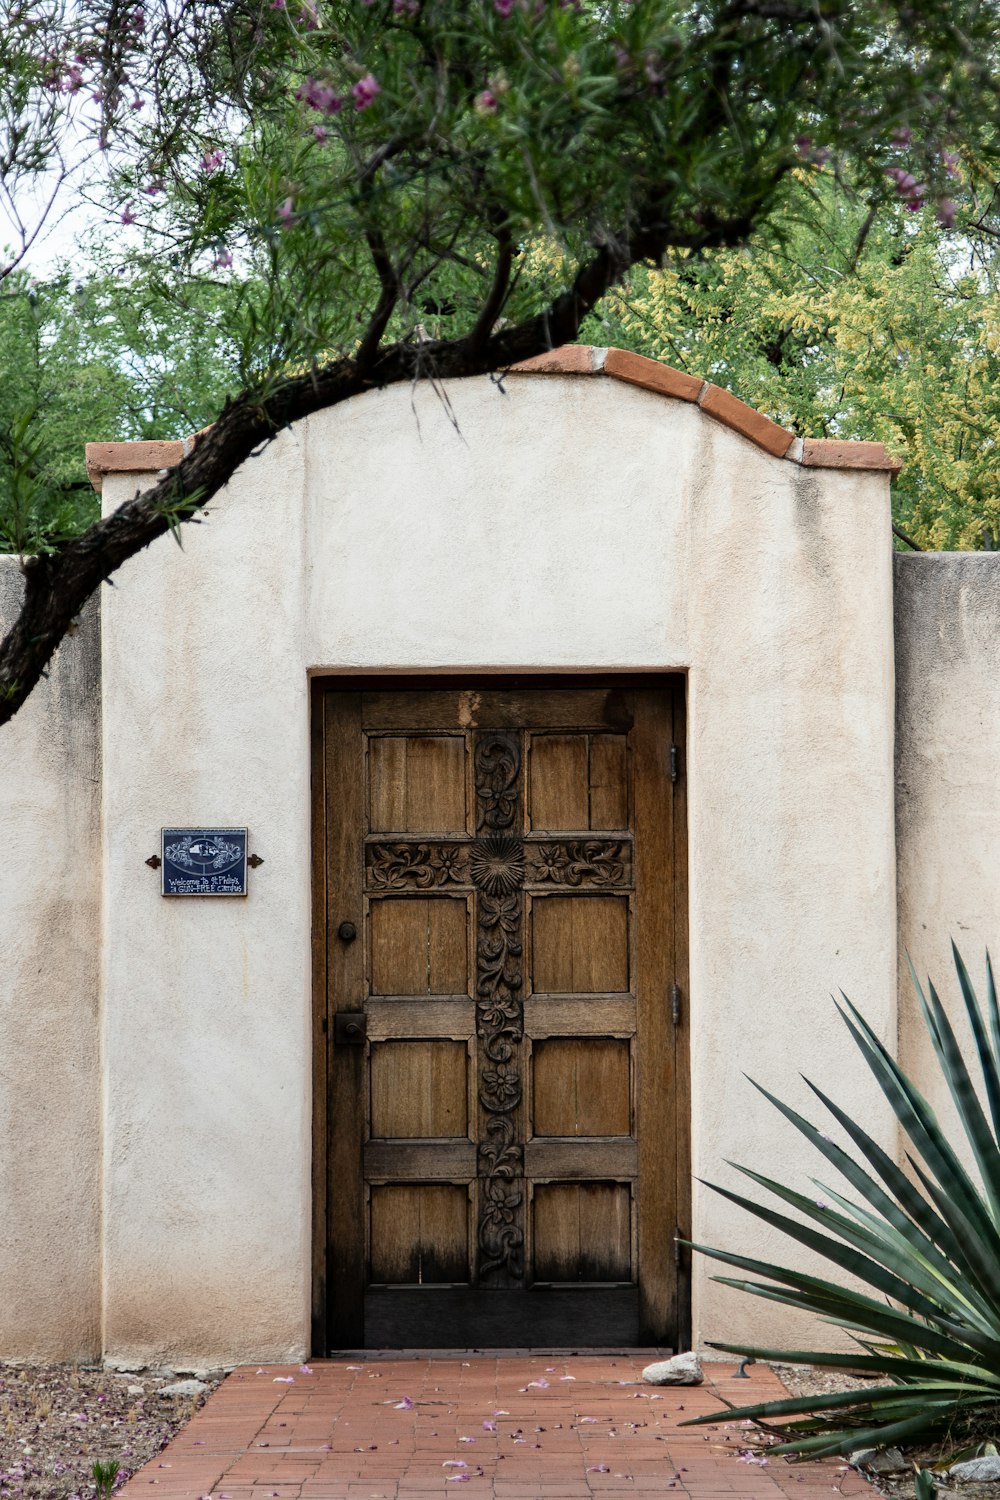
[{"x1": 161, "y1": 828, "x2": 248, "y2": 896}]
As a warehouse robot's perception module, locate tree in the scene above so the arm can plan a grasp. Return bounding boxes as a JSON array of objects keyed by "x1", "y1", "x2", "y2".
[
  {"x1": 584, "y1": 172, "x2": 1000, "y2": 550},
  {"x1": 0, "y1": 258, "x2": 245, "y2": 553},
  {"x1": 2, "y1": 0, "x2": 1000, "y2": 726}
]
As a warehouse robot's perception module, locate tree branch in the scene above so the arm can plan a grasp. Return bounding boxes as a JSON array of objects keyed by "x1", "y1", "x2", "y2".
[
  {"x1": 0, "y1": 205, "x2": 752, "y2": 728},
  {"x1": 356, "y1": 230, "x2": 400, "y2": 369},
  {"x1": 469, "y1": 229, "x2": 514, "y2": 351}
]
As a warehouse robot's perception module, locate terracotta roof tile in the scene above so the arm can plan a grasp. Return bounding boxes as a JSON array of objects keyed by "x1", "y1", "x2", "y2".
[{"x1": 86, "y1": 347, "x2": 901, "y2": 483}]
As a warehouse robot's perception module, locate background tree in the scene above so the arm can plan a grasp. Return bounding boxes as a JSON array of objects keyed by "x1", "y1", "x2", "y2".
[
  {"x1": 0, "y1": 257, "x2": 243, "y2": 553},
  {"x1": 3, "y1": 0, "x2": 1000, "y2": 726},
  {"x1": 585, "y1": 171, "x2": 1000, "y2": 551}
]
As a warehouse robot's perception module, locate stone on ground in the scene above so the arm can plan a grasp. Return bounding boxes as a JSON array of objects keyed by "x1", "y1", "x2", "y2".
[
  {"x1": 642, "y1": 1351, "x2": 703, "y2": 1385},
  {"x1": 948, "y1": 1457, "x2": 1000, "y2": 1482},
  {"x1": 848, "y1": 1447, "x2": 906, "y2": 1475},
  {"x1": 159, "y1": 1378, "x2": 209, "y2": 1398}
]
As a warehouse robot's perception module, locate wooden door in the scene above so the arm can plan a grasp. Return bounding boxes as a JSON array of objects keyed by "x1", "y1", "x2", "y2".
[{"x1": 312, "y1": 681, "x2": 688, "y2": 1351}]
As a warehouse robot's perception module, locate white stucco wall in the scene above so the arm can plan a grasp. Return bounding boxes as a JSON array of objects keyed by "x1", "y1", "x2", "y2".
[
  {"x1": 0, "y1": 565, "x2": 102, "y2": 1358},
  {"x1": 895, "y1": 553, "x2": 1000, "y2": 1135},
  {"x1": 94, "y1": 371, "x2": 898, "y2": 1363}
]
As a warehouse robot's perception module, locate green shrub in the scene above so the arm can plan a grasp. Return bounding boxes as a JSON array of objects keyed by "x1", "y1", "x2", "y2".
[{"x1": 684, "y1": 944, "x2": 1000, "y2": 1456}]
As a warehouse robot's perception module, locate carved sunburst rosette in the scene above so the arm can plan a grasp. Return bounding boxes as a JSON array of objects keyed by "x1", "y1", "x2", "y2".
[{"x1": 468, "y1": 834, "x2": 525, "y2": 895}]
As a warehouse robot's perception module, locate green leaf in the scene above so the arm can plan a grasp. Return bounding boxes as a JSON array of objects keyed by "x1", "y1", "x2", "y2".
[{"x1": 688, "y1": 947, "x2": 1000, "y2": 1454}]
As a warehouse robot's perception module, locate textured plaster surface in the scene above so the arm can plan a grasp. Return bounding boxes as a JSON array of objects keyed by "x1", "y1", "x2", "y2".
[
  {"x1": 895, "y1": 554, "x2": 1000, "y2": 1138},
  {"x1": 94, "y1": 373, "x2": 897, "y2": 1362},
  {"x1": 0, "y1": 562, "x2": 101, "y2": 1357},
  {"x1": 99, "y1": 453, "x2": 312, "y2": 1367}
]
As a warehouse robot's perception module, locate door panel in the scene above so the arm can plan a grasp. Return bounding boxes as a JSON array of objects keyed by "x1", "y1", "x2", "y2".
[{"x1": 314, "y1": 681, "x2": 688, "y2": 1350}]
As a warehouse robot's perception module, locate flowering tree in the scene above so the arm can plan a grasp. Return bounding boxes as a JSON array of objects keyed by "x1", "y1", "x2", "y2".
[
  {"x1": 586, "y1": 177, "x2": 1000, "y2": 550},
  {"x1": 2, "y1": 0, "x2": 1000, "y2": 726}
]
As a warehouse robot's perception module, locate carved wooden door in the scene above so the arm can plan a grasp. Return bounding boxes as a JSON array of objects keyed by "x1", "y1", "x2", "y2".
[{"x1": 313, "y1": 682, "x2": 688, "y2": 1351}]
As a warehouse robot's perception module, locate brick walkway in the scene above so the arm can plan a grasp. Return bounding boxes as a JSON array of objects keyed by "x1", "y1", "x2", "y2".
[{"x1": 118, "y1": 1357, "x2": 876, "y2": 1500}]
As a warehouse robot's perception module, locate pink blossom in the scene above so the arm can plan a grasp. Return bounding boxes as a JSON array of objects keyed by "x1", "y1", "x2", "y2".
[
  {"x1": 482, "y1": 1421, "x2": 496, "y2": 1431},
  {"x1": 299, "y1": 1365, "x2": 313, "y2": 1375},
  {"x1": 130, "y1": 6, "x2": 145, "y2": 28},
  {"x1": 272, "y1": 0, "x2": 286, "y2": 7},
  {"x1": 475, "y1": 89, "x2": 498, "y2": 114},
  {"x1": 313, "y1": 124, "x2": 327, "y2": 142},
  {"x1": 120, "y1": 203, "x2": 137, "y2": 225},
  {"x1": 394, "y1": 1396, "x2": 413, "y2": 1409},
  {"x1": 495, "y1": 0, "x2": 515, "y2": 13},
  {"x1": 142, "y1": 178, "x2": 164, "y2": 195},
  {"x1": 886, "y1": 166, "x2": 917, "y2": 193},
  {"x1": 213, "y1": 247, "x2": 233, "y2": 268},
  {"x1": 130, "y1": 96, "x2": 144, "y2": 110},
  {"x1": 200, "y1": 148, "x2": 224, "y2": 172},
  {"x1": 61, "y1": 65, "x2": 84, "y2": 93},
  {"x1": 296, "y1": 77, "x2": 342, "y2": 113},
  {"x1": 352, "y1": 73, "x2": 381, "y2": 109},
  {"x1": 937, "y1": 197, "x2": 957, "y2": 228},
  {"x1": 277, "y1": 196, "x2": 295, "y2": 226},
  {"x1": 886, "y1": 166, "x2": 926, "y2": 208}
]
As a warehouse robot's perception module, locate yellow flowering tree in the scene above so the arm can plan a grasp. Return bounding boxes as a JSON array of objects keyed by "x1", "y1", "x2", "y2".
[{"x1": 586, "y1": 180, "x2": 1000, "y2": 551}]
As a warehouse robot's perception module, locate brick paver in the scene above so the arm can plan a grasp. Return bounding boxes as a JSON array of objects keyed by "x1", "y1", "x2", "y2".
[{"x1": 118, "y1": 1357, "x2": 876, "y2": 1500}]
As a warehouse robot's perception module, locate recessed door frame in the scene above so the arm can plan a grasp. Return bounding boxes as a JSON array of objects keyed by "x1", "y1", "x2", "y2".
[{"x1": 310, "y1": 673, "x2": 690, "y2": 1354}]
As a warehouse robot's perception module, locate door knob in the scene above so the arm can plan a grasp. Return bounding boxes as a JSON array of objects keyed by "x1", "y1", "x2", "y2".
[
  {"x1": 334, "y1": 1012, "x2": 367, "y2": 1044},
  {"x1": 338, "y1": 921, "x2": 357, "y2": 943}
]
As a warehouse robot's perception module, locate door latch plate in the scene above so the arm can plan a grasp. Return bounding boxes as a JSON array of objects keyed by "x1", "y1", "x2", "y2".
[{"x1": 334, "y1": 1012, "x2": 367, "y2": 1045}]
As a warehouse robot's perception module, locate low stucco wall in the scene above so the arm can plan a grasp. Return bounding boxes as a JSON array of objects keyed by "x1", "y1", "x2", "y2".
[
  {"x1": 0, "y1": 564, "x2": 101, "y2": 1358},
  {"x1": 895, "y1": 553, "x2": 1000, "y2": 1134},
  {"x1": 94, "y1": 370, "x2": 897, "y2": 1363}
]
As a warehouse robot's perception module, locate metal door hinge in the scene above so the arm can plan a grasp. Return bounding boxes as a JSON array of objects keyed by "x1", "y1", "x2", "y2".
[
  {"x1": 669, "y1": 744, "x2": 679, "y2": 782},
  {"x1": 670, "y1": 982, "x2": 681, "y2": 1026}
]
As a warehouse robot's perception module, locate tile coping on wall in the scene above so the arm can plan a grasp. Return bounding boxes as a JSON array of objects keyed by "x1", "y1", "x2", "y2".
[{"x1": 85, "y1": 344, "x2": 902, "y2": 492}]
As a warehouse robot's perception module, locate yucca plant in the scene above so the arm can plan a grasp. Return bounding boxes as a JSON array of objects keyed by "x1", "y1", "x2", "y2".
[{"x1": 684, "y1": 944, "x2": 1000, "y2": 1457}]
